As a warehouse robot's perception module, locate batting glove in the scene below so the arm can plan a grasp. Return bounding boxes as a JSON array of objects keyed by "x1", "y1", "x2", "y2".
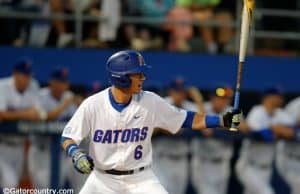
[
  {"x1": 222, "y1": 109, "x2": 242, "y2": 128},
  {"x1": 72, "y1": 149, "x2": 94, "y2": 174}
]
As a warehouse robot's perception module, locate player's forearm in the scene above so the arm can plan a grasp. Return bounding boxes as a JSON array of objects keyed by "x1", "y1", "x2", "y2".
[
  {"x1": 0, "y1": 111, "x2": 22, "y2": 121},
  {"x1": 191, "y1": 112, "x2": 224, "y2": 130},
  {"x1": 47, "y1": 104, "x2": 68, "y2": 121},
  {"x1": 61, "y1": 137, "x2": 77, "y2": 151}
]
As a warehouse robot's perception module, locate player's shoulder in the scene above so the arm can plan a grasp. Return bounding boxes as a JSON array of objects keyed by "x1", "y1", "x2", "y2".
[
  {"x1": 82, "y1": 87, "x2": 109, "y2": 105},
  {"x1": 249, "y1": 105, "x2": 265, "y2": 114},
  {"x1": 286, "y1": 96, "x2": 300, "y2": 108},
  {"x1": 39, "y1": 87, "x2": 51, "y2": 98},
  {"x1": 274, "y1": 108, "x2": 295, "y2": 125},
  {"x1": 133, "y1": 90, "x2": 162, "y2": 103},
  {"x1": 0, "y1": 77, "x2": 12, "y2": 87}
]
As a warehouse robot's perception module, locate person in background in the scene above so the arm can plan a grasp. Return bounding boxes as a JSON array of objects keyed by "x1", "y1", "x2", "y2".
[
  {"x1": 276, "y1": 96, "x2": 300, "y2": 194},
  {"x1": 0, "y1": 59, "x2": 44, "y2": 188},
  {"x1": 191, "y1": 85, "x2": 234, "y2": 194},
  {"x1": 28, "y1": 67, "x2": 86, "y2": 193},
  {"x1": 236, "y1": 87, "x2": 295, "y2": 194},
  {"x1": 153, "y1": 77, "x2": 204, "y2": 194}
]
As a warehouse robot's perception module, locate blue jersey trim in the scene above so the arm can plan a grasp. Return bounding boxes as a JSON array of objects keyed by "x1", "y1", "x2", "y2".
[
  {"x1": 109, "y1": 88, "x2": 131, "y2": 112},
  {"x1": 251, "y1": 128, "x2": 274, "y2": 142},
  {"x1": 205, "y1": 115, "x2": 221, "y2": 128},
  {"x1": 182, "y1": 111, "x2": 195, "y2": 128}
]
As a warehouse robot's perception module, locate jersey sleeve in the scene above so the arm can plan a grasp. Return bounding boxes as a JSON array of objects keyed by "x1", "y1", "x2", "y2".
[
  {"x1": 246, "y1": 107, "x2": 269, "y2": 130},
  {"x1": 153, "y1": 94, "x2": 187, "y2": 134},
  {"x1": 0, "y1": 83, "x2": 7, "y2": 111},
  {"x1": 285, "y1": 98, "x2": 300, "y2": 123},
  {"x1": 62, "y1": 100, "x2": 91, "y2": 145}
]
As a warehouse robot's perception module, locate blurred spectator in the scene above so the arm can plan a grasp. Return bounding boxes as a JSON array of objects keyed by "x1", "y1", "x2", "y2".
[
  {"x1": 276, "y1": 96, "x2": 300, "y2": 194},
  {"x1": 48, "y1": 0, "x2": 99, "y2": 47},
  {"x1": 174, "y1": 0, "x2": 235, "y2": 54},
  {"x1": 235, "y1": 87, "x2": 295, "y2": 194},
  {"x1": 98, "y1": 0, "x2": 121, "y2": 43},
  {"x1": 0, "y1": 59, "x2": 43, "y2": 188},
  {"x1": 164, "y1": 6, "x2": 194, "y2": 52},
  {"x1": 27, "y1": 67, "x2": 86, "y2": 192},
  {"x1": 153, "y1": 77, "x2": 204, "y2": 194},
  {"x1": 191, "y1": 85, "x2": 234, "y2": 194},
  {"x1": 120, "y1": 0, "x2": 173, "y2": 51},
  {"x1": 0, "y1": 0, "x2": 49, "y2": 46}
]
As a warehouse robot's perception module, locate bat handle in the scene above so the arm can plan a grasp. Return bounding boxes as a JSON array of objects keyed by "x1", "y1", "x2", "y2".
[{"x1": 230, "y1": 91, "x2": 240, "y2": 129}]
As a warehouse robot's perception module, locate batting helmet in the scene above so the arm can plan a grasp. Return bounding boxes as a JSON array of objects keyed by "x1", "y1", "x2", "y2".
[{"x1": 106, "y1": 50, "x2": 151, "y2": 88}]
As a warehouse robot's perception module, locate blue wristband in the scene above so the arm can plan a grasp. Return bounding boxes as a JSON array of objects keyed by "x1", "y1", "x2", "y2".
[
  {"x1": 205, "y1": 115, "x2": 221, "y2": 128},
  {"x1": 66, "y1": 143, "x2": 79, "y2": 157}
]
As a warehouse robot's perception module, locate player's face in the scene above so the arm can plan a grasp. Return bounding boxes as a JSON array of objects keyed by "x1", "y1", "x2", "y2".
[
  {"x1": 211, "y1": 96, "x2": 231, "y2": 113},
  {"x1": 128, "y1": 73, "x2": 146, "y2": 94},
  {"x1": 13, "y1": 72, "x2": 31, "y2": 92},
  {"x1": 269, "y1": 95, "x2": 284, "y2": 108},
  {"x1": 169, "y1": 90, "x2": 186, "y2": 106},
  {"x1": 50, "y1": 80, "x2": 69, "y2": 98}
]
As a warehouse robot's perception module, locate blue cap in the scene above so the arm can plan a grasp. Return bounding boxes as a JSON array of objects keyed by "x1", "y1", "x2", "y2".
[
  {"x1": 50, "y1": 68, "x2": 69, "y2": 82},
  {"x1": 13, "y1": 59, "x2": 32, "y2": 75},
  {"x1": 169, "y1": 77, "x2": 186, "y2": 91},
  {"x1": 262, "y1": 87, "x2": 283, "y2": 96},
  {"x1": 88, "y1": 81, "x2": 103, "y2": 94}
]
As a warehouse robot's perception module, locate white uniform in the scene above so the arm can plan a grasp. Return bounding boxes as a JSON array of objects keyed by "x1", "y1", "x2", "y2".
[
  {"x1": 191, "y1": 102, "x2": 233, "y2": 194},
  {"x1": 28, "y1": 88, "x2": 84, "y2": 190},
  {"x1": 276, "y1": 97, "x2": 300, "y2": 194},
  {"x1": 152, "y1": 96, "x2": 198, "y2": 194},
  {"x1": 236, "y1": 105, "x2": 293, "y2": 194},
  {"x1": 62, "y1": 88, "x2": 188, "y2": 194},
  {"x1": 0, "y1": 76, "x2": 40, "y2": 188}
]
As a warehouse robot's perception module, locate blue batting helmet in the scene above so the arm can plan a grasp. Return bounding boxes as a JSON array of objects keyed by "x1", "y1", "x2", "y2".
[{"x1": 106, "y1": 50, "x2": 151, "y2": 88}]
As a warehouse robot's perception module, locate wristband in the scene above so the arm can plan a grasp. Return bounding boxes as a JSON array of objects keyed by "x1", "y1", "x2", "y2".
[{"x1": 205, "y1": 115, "x2": 221, "y2": 128}]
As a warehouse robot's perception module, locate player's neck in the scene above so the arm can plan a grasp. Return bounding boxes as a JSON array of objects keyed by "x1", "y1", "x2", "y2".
[{"x1": 111, "y1": 86, "x2": 132, "y2": 104}]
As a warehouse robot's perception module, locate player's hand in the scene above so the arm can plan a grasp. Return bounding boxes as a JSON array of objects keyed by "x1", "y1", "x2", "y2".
[
  {"x1": 222, "y1": 109, "x2": 242, "y2": 128},
  {"x1": 72, "y1": 149, "x2": 94, "y2": 174}
]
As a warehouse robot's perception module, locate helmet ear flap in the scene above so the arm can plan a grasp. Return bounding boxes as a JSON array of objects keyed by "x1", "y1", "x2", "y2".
[{"x1": 110, "y1": 73, "x2": 131, "y2": 88}]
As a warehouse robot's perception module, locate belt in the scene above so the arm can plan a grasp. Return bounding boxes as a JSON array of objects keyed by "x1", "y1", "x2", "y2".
[{"x1": 99, "y1": 165, "x2": 151, "y2": 176}]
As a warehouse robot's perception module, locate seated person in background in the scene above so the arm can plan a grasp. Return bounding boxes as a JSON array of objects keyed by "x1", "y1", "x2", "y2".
[
  {"x1": 175, "y1": 0, "x2": 234, "y2": 54},
  {"x1": 191, "y1": 85, "x2": 234, "y2": 194},
  {"x1": 0, "y1": 59, "x2": 43, "y2": 188},
  {"x1": 235, "y1": 87, "x2": 295, "y2": 194},
  {"x1": 276, "y1": 96, "x2": 300, "y2": 194},
  {"x1": 28, "y1": 68, "x2": 86, "y2": 193},
  {"x1": 153, "y1": 77, "x2": 204, "y2": 194}
]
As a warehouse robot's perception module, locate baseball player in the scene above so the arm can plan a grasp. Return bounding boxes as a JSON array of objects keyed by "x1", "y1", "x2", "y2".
[
  {"x1": 60, "y1": 50, "x2": 241, "y2": 194},
  {"x1": 28, "y1": 68, "x2": 87, "y2": 192},
  {"x1": 0, "y1": 59, "x2": 44, "y2": 188},
  {"x1": 275, "y1": 96, "x2": 300, "y2": 194},
  {"x1": 235, "y1": 88, "x2": 294, "y2": 194},
  {"x1": 152, "y1": 77, "x2": 203, "y2": 194},
  {"x1": 191, "y1": 85, "x2": 234, "y2": 194}
]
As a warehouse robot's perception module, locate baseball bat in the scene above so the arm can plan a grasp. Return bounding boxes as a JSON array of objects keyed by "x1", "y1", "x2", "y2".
[{"x1": 230, "y1": 0, "x2": 254, "y2": 131}]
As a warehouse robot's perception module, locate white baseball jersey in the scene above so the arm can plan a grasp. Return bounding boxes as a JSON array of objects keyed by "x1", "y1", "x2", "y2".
[
  {"x1": 0, "y1": 76, "x2": 40, "y2": 111},
  {"x1": 280, "y1": 97, "x2": 300, "y2": 157},
  {"x1": 241, "y1": 105, "x2": 294, "y2": 166},
  {"x1": 62, "y1": 88, "x2": 187, "y2": 170},
  {"x1": 191, "y1": 102, "x2": 233, "y2": 159},
  {"x1": 39, "y1": 87, "x2": 77, "y2": 121}
]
